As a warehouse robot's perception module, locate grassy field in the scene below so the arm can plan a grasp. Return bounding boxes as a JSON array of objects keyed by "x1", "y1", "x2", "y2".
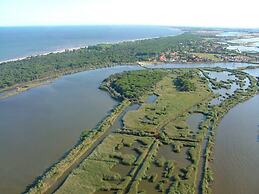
[
  {"x1": 28, "y1": 68, "x2": 258, "y2": 194},
  {"x1": 56, "y1": 134, "x2": 154, "y2": 194},
  {"x1": 123, "y1": 69, "x2": 212, "y2": 134},
  {"x1": 192, "y1": 53, "x2": 220, "y2": 62},
  {"x1": 52, "y1": 69, "x2": 214, "y2": 194}
]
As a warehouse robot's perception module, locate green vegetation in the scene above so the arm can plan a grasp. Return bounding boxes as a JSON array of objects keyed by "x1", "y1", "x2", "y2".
[
  {"x1": 174, "y1": 72, "x2": 196, "y2": 91},
  {"x1": 2, "y1": 31, "x2": 256, "y2": 97},
  {"x1": 50, "y1": 69, "x2": 212, "y2": 194},
  {"x1": 192, "y1": 53, "x2": 220, "y2": 61},
  {"x1": 101, "y1": 70, "x2": 167, "y2": 100},
  {"x1": 26, "y1": 68, "x2": 258, "y2": 194},
  {"x1": 198, "y1": 69, "x2": 258, "y2": 194},
  {"x1": 123, "y1": 69, "x2": 212, "y2": 133},
  {"x1": 55, "y1": 134, "x2": 154, "y2": 194},
  {"x1": 26, "y1": 100, "x2": 130, "y2": 194},
  {"x1": 0, "y1": 33, "x2": 200, "y2": 91}
]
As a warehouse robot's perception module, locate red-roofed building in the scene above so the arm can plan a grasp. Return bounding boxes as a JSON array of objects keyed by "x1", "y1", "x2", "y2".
[{"x1": 159, "y1": 54, "x2": 167, "y2": 62}]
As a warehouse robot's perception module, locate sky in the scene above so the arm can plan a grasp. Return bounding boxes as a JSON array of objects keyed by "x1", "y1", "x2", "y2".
[{"x1": 0, "y1": 0, "x2": 258, "y2": 28}]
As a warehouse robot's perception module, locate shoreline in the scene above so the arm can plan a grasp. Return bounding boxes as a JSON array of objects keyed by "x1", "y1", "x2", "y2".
[
  {"x1": 0, "y1": 77, "x2": 57, "y2": 100},
  {"x1": 1, "y1": 62, "x2": 259, "y2": 101},
  {"x1": 0, "y1": 34, "x2": 182, "y2": 65},
  {"x1": 25, "y1": 100, "x2": 131, "y2": 194},
  {"x1": 0, "y1": 64, "x2": 126, "y2": 100},
  {"x1": 25, "y1": 68, "x2": 259, "y2": 194},
  {"x1": 0, "y1": 46, "x2": 84, "y2": 64}
]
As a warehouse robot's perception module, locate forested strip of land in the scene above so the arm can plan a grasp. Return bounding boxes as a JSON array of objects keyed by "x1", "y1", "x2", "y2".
[{"x1": 0, "y1": 33, "x2": 201, "y2": 89}]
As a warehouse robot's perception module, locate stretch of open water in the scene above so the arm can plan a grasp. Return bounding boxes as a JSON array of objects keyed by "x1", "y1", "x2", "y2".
[
  {"x1": 0, "y1": 25, "x2": 182, "y2": 61},
  {"x1": 0, "y1": 25, "x2": 182, "y2": 194},
  {"x1": 0, "y1": 61, "x2": 257, "y2": 194},
  {"x1": 0, "y1": 26, "x2": 259, "y2": 194}
]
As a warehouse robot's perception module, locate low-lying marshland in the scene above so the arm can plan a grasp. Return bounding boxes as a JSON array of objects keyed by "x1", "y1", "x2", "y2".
[{"x1": 26, "y1": 67, "x2": 258, "y2": 194}]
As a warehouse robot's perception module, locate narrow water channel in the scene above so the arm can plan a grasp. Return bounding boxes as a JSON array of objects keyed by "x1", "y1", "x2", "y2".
[
  {"x1": 186, "y1": 113, "x2": 206, "y2": 132},
  {"x1": 109, "y1": 103, "x2": 141, "y2": 131},
  {"x1": 0, "y1": 63, "x2": 256, "y2": 194}
]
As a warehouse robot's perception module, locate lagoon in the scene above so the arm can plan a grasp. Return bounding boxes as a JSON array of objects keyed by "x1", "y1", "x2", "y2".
[
  {"x1": 0, "y1": 65, "x2": 141, "y2": 194},
  {"x1": 213, "y1": 95, "x2": 259, "y2": 194},
  {"x1": 0, "y1": 62, "x2": 257, "y2": 193}
]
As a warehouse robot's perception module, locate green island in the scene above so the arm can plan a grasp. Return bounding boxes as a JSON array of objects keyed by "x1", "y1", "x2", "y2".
[
  {"x1": 1, "y1": 32, "x2": 258, "y2": 99},
  {"x1": 26, "y1": 67, "x2": 258, "y2": 194}
]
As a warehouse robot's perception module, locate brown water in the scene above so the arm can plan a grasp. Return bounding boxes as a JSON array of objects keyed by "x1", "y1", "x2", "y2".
[
  {"x1": 0, "y1": 63, "x2": 257, "y2": 194},
  {"x1": 109, "y1": 103, "x2": 140, "y2": 131},
  {"x1": 186, "y1": 113, "x2": 206, "y2": 132},
  {"x1": 213, "y1": 95, "x2": 259, "y2": 194},
  {"x1": 157, "y1": 144, "x2": 191, "y2": 169},
  {"x1": 138, "y1": 164, "x2": 163, "y2": 194},
  {"x1": 204, "y1": 68, "x2": 259, "y2": 194},
  {"x1": 0, "y1": 65, "x2": 141, "y2": 194}
]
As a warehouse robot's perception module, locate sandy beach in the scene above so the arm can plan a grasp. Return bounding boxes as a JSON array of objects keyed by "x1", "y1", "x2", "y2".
[
  {"x1": 0, "y1": 34, "x2": 178, "y2": 65},
  {"x1": 0, "y1": 46, "x2": 84, "y2": 64}
]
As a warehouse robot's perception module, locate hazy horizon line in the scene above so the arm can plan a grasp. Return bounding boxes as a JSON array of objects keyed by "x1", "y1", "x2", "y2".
[{"x1": 0, "y1": 24, "x2": 258, "y2": 30}]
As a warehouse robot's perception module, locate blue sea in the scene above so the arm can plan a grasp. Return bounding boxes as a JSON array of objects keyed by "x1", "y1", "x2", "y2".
[{"x1": 0, "y1": 25, "x2": 182, "y2": 62}]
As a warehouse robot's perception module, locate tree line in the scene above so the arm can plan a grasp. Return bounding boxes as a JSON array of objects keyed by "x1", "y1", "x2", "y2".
[{"x1": 0, "y1": 33, "x2": 200, "y2": 89}]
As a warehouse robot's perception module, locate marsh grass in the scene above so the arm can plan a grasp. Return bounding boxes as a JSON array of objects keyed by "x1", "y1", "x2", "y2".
[
  {"x1": 50, "y1": 68, "x2": 258, "y2": 194},
  {"x1": 124, "y1": 70, "x2": 212, "y2": 134}
]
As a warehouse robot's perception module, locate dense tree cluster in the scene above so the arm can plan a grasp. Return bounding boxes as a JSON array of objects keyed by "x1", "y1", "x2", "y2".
[
  {"x1": 105, "y1": 70, "x2": 166, "y2": 100},
  {"x1": 174, "y1": 72, "x2": 196, "y2": 91}
]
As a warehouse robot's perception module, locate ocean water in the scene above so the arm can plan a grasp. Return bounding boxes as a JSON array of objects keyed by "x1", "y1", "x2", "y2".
[{"x1": 0, "y1": 25, "x2": 182, "y2": 61}]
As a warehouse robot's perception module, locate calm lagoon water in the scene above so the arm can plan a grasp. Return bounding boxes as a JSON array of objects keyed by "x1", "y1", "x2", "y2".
[
  {"x1": 228, "y1": 45, "x2": 259, "y2": 53},
  {"x1": 0, "y1": 65, "x2": 142, "y2": 194},
  {"x1": 243, "y1": 68, "x2": 259, "y2": 77},
  {"x1": 0, "y1": 59, "x2": 258, "y2": 193},
  {"x1": 213, "y1": 95, "x2": 259, "y2": 194},
  {"x1": 212, "y1": 68, "x2": 259, "y2": 194},
  {"x1": 0, "y1": 24, "x2": 258, "y2": 193},
  {"x1": 227, "y1": 36, "x2": 259, "y2": 53},
  {"x1": 143, "y1": 62, "x2": 259, "y2": 69},
  {"x1": 216, "y1": 31, "x2": 246, "y2": 37},
  {"x1": 186, "y1": 113, "x2": 206, "y2": 132}
]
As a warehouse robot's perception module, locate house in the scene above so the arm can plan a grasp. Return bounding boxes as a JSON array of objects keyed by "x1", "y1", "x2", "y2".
[{"x1": 159, "y1": 54, "x2": 167, "y2": 62}]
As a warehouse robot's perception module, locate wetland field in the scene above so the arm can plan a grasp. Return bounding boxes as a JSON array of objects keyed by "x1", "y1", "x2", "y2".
[
  {"x1": 22, "y1": 65, "x2": 258, "y2": 194},
  {"x1": 1, "y1": 30, "x2": 259, "y2": 194}
]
